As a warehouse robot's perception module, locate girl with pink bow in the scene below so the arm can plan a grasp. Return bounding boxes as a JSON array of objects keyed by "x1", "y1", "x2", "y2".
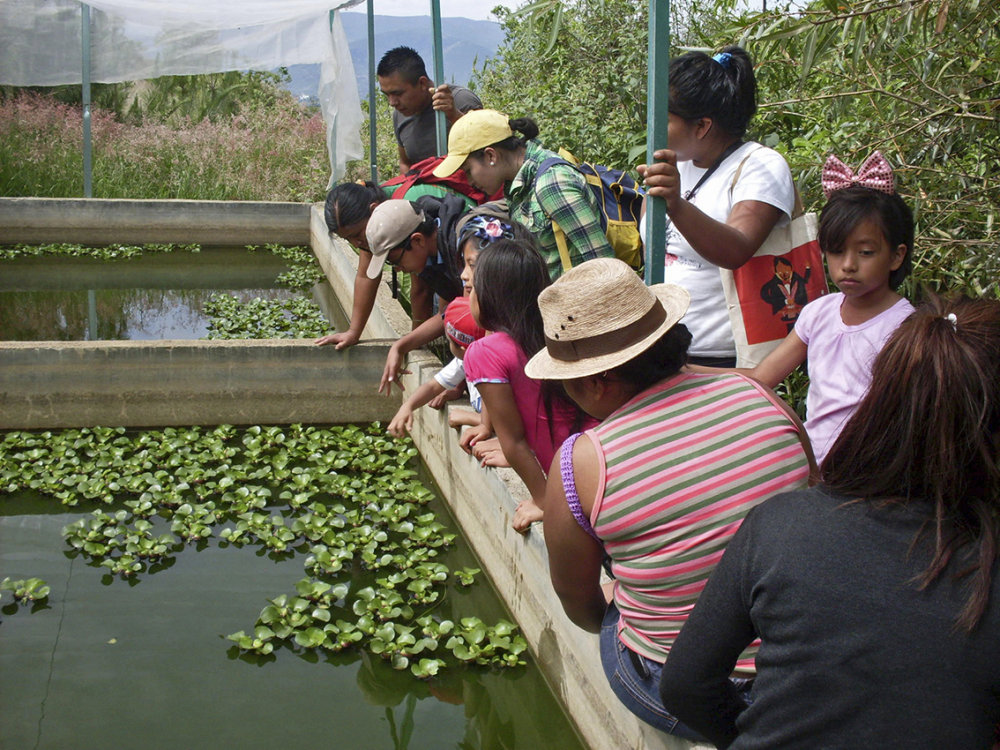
[{"x1": 691, "y1": 151, "x2": 915, "y2": 463}]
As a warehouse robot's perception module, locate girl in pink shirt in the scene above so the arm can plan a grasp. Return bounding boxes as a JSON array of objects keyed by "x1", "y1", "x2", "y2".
[
  {"x1": 462, "y1": 238, "x2": 595, "y2": 532},
  {"x1": 694, "y1": 151, "x2": 915, "y2": 463}
]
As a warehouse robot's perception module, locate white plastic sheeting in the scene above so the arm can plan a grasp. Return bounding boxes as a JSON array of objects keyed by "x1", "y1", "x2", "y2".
[{"x1": 0, "y1": 0, "x2": 365, "y2": 183}]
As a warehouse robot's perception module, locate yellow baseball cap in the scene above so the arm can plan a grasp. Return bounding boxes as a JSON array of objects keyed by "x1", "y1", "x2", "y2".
[{"x1": 432, "y1": 109, "x2": 514, "y2": 178}]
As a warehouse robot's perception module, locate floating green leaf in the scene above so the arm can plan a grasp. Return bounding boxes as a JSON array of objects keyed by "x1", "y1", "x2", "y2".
[{"x1": 3, "y1": 422, "x2": 528, "y2": 677}]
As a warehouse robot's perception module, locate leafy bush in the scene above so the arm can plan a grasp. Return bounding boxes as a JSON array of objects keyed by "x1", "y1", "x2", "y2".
[
  {"x1": 0, "y1": 88, "x2": 328, "y2": 202},
  {"x1": 725, "y1": 0, "x2": 1000, "y2": 300},
  {"x1": 471, "y1": 0, "x2": 650, "y2": 169},
  {"x1": 474, "y1": 0, "x2": 998, "y2": 300}
]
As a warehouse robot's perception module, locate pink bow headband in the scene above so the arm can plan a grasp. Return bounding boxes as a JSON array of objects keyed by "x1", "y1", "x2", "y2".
[{"x1": 821, "y1": 151, "x2": 895, "y2": 198}]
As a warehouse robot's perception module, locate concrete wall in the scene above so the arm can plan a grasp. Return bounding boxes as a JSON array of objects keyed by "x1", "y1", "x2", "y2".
[
  {"x1": 1, "y1": 198, "x2": 712, "y2": 750},
  {"x1": 0, "y1": 198, "x2": 392, "y2": 429},
  {"x1": 0, "y1": 197, "x2": 310, "y2": 246},
  {"x1": 0, "y1": 339, "x2": 398, "y2": 429}
]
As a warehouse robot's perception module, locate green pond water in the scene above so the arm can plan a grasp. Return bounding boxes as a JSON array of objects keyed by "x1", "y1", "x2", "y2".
[
  {"x1": 0, "y1": 247, "x2": 345, "y2": 341},
  {"x1": 0, "y1": 427, "x2": 585, "y2": 750},
  {"x1": 1, "y1": 498, "x2": 584, "y2": 750},
  {"x1": 0, "y1": 249, "x2": 583, "y2": 748}
]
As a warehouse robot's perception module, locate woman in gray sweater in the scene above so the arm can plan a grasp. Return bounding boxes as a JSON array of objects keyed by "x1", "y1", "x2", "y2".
[{"x1": 659, "y1": 294, "x2": 1000, "y2": 749}]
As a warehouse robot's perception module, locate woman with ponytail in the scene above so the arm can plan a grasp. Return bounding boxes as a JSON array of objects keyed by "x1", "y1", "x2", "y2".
[
  {"x1": 432, "y1": 109, "x2": 615, "y2": 280},
  {"x1": 639, "y1": 46, "x2": 796, "y2": 367},
  {"x1": 660, "y1": 294, "x2": 1000, "y2": 748}
]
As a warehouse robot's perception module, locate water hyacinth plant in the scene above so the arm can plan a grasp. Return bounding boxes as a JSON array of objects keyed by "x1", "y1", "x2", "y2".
[
  {"x1": 202, "y1": 295, "x2": 329, "y2": 339},
  {"x1": 0, "y1": 242, "x2": 199, "y2": 262},
  {"x1": 0, "y1": 424, "x2": 528, "y2": 678},
  {"x1": 1, "y1": 577, "x2": 51, "y2": 604}
]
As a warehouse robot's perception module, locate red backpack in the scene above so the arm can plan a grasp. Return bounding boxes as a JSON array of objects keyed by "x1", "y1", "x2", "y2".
[{"x1": 381, "y1": 156, "x2": 502, "y2": 204}]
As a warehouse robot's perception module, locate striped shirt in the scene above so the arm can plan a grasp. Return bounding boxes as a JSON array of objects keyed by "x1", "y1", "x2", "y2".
[
  {"x1": 586, "y1": 372, "x2": 809, "y2": 669},
  {"x1": 507, "y1": 139, "x2": 614, "y2": 280}
]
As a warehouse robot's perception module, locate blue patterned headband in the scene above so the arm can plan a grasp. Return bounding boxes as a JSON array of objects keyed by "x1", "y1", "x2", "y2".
[
  {"x1": 712, "y1": 52, "x2": 732, "y2": 68},
  {"x1": 458, "y1": 216, "x2": 515, "y2": 250}
]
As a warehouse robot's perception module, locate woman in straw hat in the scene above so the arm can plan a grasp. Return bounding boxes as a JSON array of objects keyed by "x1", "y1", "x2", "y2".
[
  {"x1": 431, "y1": 110, "x2": 614, "y2": 280},
  {"x1": 524, "y1": 258, "x2": 814, "y2": 737}
]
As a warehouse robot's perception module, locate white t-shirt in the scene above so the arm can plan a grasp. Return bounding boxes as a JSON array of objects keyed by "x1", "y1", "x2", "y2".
[
  {"x1": 433, "y1": 357, "x2": 482, "y2": 413},
  {"x1": 652, "y1": 142, "x2": 795, "y2": 359}
]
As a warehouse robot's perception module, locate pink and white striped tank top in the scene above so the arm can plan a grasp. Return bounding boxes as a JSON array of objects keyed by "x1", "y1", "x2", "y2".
[{"x1": 586, "y1": 372, "x2": 809, "y2": 668}]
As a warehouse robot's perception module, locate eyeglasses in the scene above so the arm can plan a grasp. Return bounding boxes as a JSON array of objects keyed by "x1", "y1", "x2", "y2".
[{"x1": 386, "y1": 237, "x2": 412, "y2": 268}]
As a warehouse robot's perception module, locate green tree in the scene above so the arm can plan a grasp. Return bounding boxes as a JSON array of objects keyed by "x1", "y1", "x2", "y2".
[
  {"x1": 472, "y1": 0, "x2": 999, "y2": 298},
  {"x1": 728, "y1": 0, "x2": 1000, "y2": 298},
  {"x1": 471, "y1": 0, "x2": 651, "y2": 168}
]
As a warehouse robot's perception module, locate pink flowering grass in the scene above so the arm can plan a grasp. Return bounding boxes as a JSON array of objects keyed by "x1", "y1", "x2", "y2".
[{"x1": 0, "y1": 92, "x2": 329, "y2": 202}]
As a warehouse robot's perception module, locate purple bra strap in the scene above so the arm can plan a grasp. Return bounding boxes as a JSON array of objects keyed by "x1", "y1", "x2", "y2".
[{"x1": 560, "y1": 433, "x2": 601, "y2": 543}]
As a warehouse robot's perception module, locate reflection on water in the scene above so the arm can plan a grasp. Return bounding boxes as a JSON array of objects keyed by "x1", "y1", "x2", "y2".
[
  {"x1": 0, "y1": 505, "x2": 584, "y2": 750},
  {"x1": 0, "y1": 247, "x2": 301, "y2": 341},
  {"x1": 0, "y1": 287, "x2": 298, "y2": 341}
]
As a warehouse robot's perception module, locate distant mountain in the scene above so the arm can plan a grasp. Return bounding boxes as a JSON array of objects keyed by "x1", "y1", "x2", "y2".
[{"x1": 282, "y1": 14, "x2": 504, "y2": 103}]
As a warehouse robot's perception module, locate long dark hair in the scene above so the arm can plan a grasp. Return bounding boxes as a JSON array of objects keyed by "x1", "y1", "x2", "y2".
[
  {"x1": 668, "y1": 45, "x2": 757, "y2": 138},
  {"x1": 823, "y1": 295, "x2": 1000, "y2": 632},
  {"x1": 473, "y1": 238, "x2": 586, "y2": 435},
  {"x1": 472, "y1": 237, "x2": 549, "y2": 357},
  {"x1": 324, "y1": 181, "x2": 384, "y2": 234},
  {"x1": 819, "y1": 186, "x2": 914, "y2": 290}
]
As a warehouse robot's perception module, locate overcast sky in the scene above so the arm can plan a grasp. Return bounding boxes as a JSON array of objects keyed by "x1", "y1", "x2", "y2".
[{"x1": 342, "y1": 0, "x2": 523, "y2": 22}]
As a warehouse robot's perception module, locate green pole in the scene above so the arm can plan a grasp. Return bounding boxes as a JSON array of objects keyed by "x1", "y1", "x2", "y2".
[
  {"x1": 366, "y1": 1, "x2": 378, "y2": 183},
  {"x1": 429, "y1": 0, "x2": 446, "y2": 156},
  {"x1": 644, "y1": 0, "x2": 669, "y2": 285},
  {"x1": 82, "y1": 3, "x2": 92, "y2": 198}
]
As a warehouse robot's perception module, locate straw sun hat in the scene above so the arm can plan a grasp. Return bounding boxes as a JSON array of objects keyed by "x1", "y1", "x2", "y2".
[{"x1": 524, "y1": 258, "x2": 690, "y2": 381}]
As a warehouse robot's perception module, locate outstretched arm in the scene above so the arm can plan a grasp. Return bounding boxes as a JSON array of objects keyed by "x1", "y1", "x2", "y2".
[
  {"x1": 387, "y1": 380, "x2": 448, "y2": 437},
  {"x1": 379, "y1": 315, "x2": 446, "y2": 396},
  {"x1": 745, "y1": 330, "x2": 808, "y2": 388},
  {"x1": 315, "y1": 250, "x2": 379, "y2": 349},
  {"x1": 687, "y1": 330, "x2": 808, "y2": 389}
]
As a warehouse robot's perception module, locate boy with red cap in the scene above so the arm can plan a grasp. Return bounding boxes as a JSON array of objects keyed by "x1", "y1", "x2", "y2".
[{"x1": 387, "y1": 296, "x2": 486, "y2": 438}]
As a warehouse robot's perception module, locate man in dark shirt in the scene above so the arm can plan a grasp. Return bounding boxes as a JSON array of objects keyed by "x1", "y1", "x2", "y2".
[{"x1": 376, "y1": 46, "x2": 482, "y2": 175}]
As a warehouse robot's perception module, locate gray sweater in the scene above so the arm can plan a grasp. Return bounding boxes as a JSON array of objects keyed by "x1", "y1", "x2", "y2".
[{"x1": 660, "y1": 486, "x2": 1000, "y2": 749}]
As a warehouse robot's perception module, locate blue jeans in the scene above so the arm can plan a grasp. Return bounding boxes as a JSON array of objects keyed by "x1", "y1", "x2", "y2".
[{"x1": 599, "y1": 604, "x2": 753, "y2": 740}]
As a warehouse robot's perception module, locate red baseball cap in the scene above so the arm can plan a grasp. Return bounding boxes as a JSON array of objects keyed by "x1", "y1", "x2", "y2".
[{"x1": 444, "y1": 296, "x2": 485, "y2": 348}]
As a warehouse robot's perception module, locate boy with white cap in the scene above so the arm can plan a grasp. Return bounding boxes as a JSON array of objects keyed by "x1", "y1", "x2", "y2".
[{"x1": 363, "y1": 198, "x2": 465, "y2": 395}]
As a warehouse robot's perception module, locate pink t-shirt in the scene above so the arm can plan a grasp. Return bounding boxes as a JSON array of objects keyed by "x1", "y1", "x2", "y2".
[
  {"x1": 464, "y1": 331, "x2": 592, "y2": 469},
  {"x1": 795, "y1": 292, "x2": 914, "y2": 463}
]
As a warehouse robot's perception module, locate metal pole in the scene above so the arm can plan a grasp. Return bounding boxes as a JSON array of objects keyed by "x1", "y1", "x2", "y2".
[
  {"x1": 82, "y1": 3, "x2": 93, "y2": 198},
  {"x1": 366, "y1": 0, "x2": 378, "y2": 183},
  {"x1": 429, "y1": 0, "x2": 446, "y2": 156},
  {"x1": 87, "y1": 289, "x2": 98, "y2": 340},
  {"x1": 644, "y1": 0, "x2": 669, "y2": 285}
]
